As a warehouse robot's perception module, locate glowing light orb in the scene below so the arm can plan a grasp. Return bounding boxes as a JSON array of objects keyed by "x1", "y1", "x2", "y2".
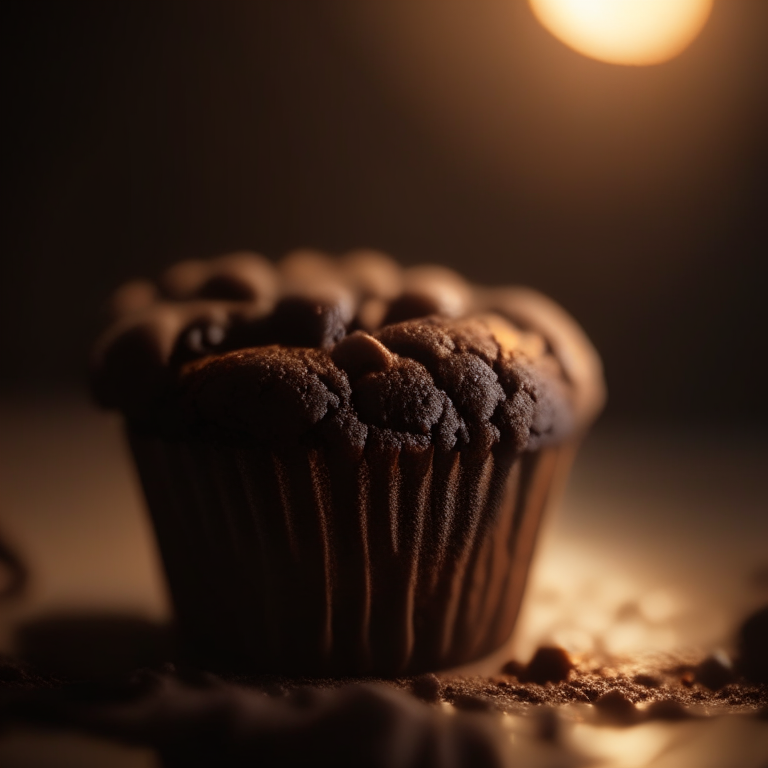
[{"x1": 529, "y1": 0, "x2": 713, "y2": 66}]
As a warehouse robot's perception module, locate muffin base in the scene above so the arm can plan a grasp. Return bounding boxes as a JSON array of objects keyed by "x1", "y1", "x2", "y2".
[{"x1": 128, "y1": 429, "x2": 576, "y2": 676}]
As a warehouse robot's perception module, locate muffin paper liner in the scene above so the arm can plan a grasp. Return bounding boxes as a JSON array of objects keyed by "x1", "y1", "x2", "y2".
[{"x1": 129, "y1": 430, "x2": 576, "y2": 675}]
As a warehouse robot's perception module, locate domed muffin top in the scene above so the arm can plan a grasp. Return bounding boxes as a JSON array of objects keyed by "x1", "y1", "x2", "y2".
[{"x1": 92, "y1": 250, "x2": 604, "y2": 455}]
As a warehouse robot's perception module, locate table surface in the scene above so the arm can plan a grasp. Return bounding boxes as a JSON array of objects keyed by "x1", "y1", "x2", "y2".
[{"x1": 1, "y1": 394, "x2": 766, "y2": 767}]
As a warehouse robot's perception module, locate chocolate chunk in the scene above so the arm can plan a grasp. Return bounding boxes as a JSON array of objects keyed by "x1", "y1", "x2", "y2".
[
  {"x1": 409, "y1": 673, "x2": 441, "y2": 703},
  {"x1": 694, "y1": 654, "x2": 735, "y2": 691},
  {"x1": 342, "y1": 250, "x2": 402, "y2": 300},
  {"x1": 197, "y1": 252, "x2": 277, "y2": 303},
  {"x1": 271, "y1": 292, "x2": 350, "y2": 349},
  {"x1": 331, "y1": 331, "x2": 393, "y2": 380},
  {"x1": 384, "y1": 265, "x2": 472, "y2": 324},
  {"x1": 160, "y1": 253, "x2": 277, "y2": 305},
  {"x1": 385, "y1": 292, "x2": 449, "y2": 325},
  {"x1": 521, "y1": 646, "x2": 573, "y2": 685}
]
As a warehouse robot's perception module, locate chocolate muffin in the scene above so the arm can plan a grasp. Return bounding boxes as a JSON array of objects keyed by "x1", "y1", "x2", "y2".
[{"x1": 91, "y1": 250, "x2": 605, "y2": 675}]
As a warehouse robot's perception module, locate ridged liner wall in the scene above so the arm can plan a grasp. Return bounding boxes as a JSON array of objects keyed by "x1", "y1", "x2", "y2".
[{"x1": 129, "y1": 430, "x2": 575, "y2": 675}]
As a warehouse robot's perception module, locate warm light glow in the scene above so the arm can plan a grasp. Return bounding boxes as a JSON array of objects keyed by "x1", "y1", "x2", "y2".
[{"x1": 529, "y1": 0, "x2": 713, "y2": 66}]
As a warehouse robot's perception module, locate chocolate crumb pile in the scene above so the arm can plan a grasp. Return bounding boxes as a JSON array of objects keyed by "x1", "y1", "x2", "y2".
[
  {"x1": 438, "y1": 650, "x2": 768, "y2": 721},
  {"x1": 2, "y1": 606, "x2": 767, "y2": 767}
]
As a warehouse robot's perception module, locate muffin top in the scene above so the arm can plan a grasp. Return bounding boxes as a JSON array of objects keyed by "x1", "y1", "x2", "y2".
[{"x1": 92, "y1": 251, "x2": 604, "y2": 455}]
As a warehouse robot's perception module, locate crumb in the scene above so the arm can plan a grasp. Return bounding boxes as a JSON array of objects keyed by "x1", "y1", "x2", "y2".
[
  {"x1": 694, "y1": 655, "x2": 735, "y2": 691},
  {"x1": 520, "y1": 646, "x2": 573, "y2": 685},
  {"x1": 410, "y1": 673, "x2": 441, "y2": 703}
]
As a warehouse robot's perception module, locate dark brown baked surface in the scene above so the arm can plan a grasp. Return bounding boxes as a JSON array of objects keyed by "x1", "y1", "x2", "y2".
[{"x1": 92, "y1": 251, "x2": 605, "y2": 453}]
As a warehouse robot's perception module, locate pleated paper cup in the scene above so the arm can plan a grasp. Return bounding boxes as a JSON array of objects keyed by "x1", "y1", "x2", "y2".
[{"x1": 129, "y1": 428, "x2": 576, "y2": 676}]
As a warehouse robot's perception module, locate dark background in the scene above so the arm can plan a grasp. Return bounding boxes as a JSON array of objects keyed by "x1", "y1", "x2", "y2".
[{"x1": 3, "y1": 1, "x2": 767, "y2": 424}]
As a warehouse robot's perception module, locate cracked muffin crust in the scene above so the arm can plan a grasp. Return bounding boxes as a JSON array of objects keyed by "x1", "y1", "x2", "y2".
[{"x1": 93, "y1": 250, "x2": 603, "y2": 451}]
